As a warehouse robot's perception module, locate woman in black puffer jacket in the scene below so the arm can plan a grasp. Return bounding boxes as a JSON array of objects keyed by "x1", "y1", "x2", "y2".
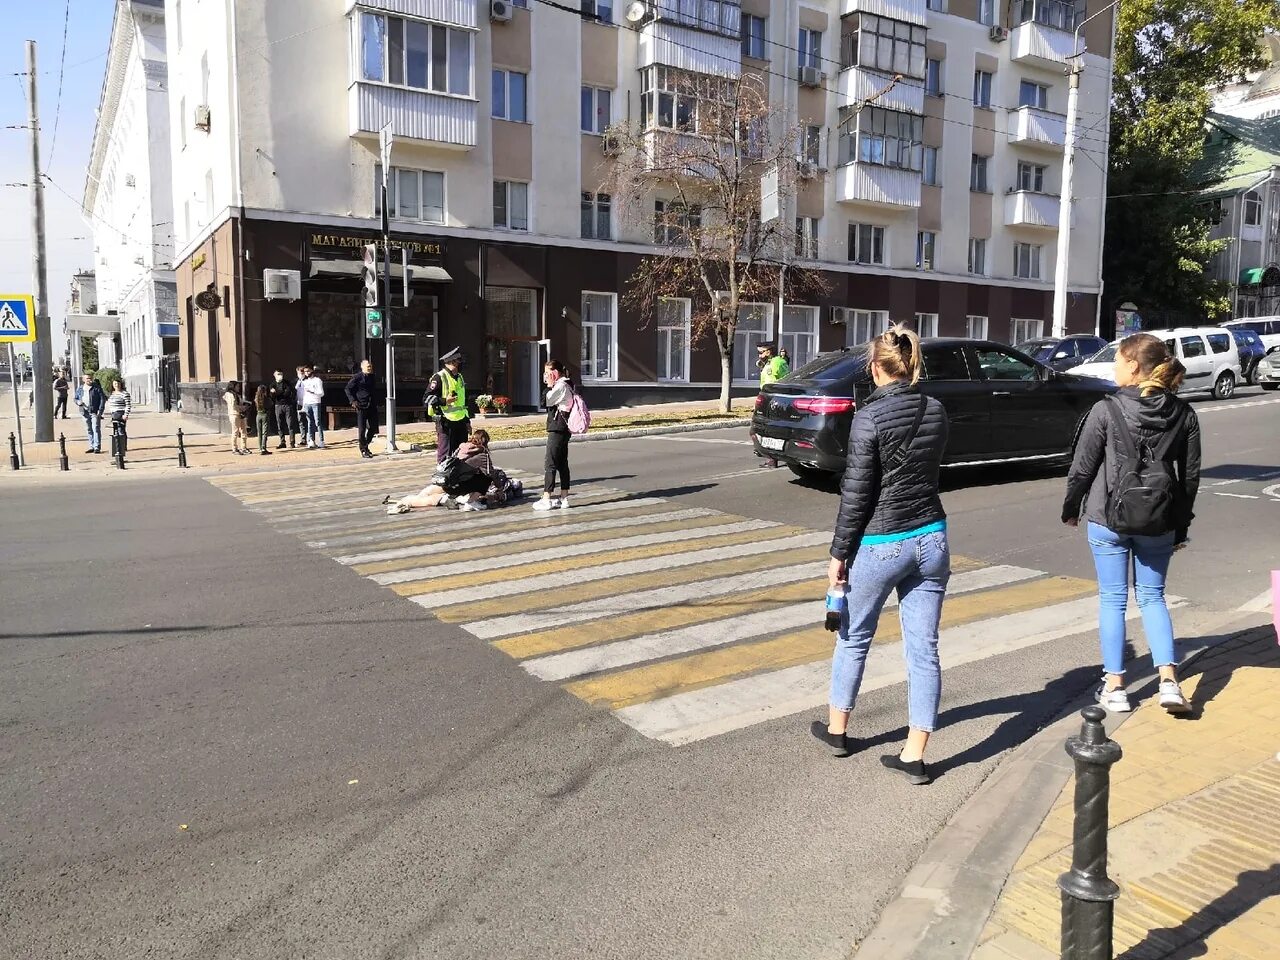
[{"x1": 813, "y1": 324, "x2": 950, "y2": 785}]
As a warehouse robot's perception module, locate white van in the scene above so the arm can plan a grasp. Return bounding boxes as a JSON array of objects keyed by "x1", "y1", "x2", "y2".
[
  {"x1": 1072, "y1": 328, "x2": 1243, "y2": 399},
  {"x1": 1222, "y1": 317, "x2": 1280, "y2": 352}
]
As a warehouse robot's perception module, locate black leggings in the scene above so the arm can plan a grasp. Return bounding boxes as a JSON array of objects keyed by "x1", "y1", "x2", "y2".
[{"x1": 544, "y1": 431, "x2": 570, "y2": 494}]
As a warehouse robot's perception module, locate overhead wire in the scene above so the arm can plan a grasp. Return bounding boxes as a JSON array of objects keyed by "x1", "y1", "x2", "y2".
[{"x1": 47, "y1": 0, "x2": 72, "y2": 169}]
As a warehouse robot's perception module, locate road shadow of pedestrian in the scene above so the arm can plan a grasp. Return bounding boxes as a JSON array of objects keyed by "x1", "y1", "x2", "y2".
[
  {"x1": 1168, "y1": 631, "x2": 1280, "y2": 722},
  {"x1": 1114, "y1": 863, "x2": 1280, "y2": 959}
]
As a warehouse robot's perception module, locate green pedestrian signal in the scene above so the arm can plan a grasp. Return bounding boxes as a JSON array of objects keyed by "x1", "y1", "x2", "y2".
[{"x1": 365, "y1": 308, "x2": 384, "y2": 339}]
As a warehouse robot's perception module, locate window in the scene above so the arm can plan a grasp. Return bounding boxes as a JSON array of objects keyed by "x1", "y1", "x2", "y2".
[
  {"x1": 360, "y1": 12, "x2": 472, "y2": 95},
  {"x1": 581, "y1": 192, "x2": 612, "y2": 240},
  {"x1": 493, "y1": 69, "x2": 528, "y2": 121},
  {"x1": 741, "y1": 14, "x2": 766, "y2": 59},
  {"x1": 849, "y1": 223, "x2": 886, "y2": 265},
  {"x1": 840, "y1": 14, "x2": 927, "y2": 77},
  {"x1": 925, "y1": 58, "x2": 943, "y2": 96},
  {"x1": 849, "y1": 310, "x2": 889, "y2": 345},
  {"x1": 1017, "y1": 162, "x2": 1047, "y2": 193},
  {"x1": 656, "y1": 298, "x2": 690, "y2": 381},
  {"x1": 1180, "y1": 336, "x2": 1207, "y2": 358},
  {"x1": 927, "y1": 0, "x2": 946, "y2": 11},
  {"x1": 781, "y1": 306, "x2": 819, "y2": 370},
  {"x1": 973, "y1": 70, "x2": 993, "y2": 108},
  {"x1": 796, "y1": 216, "x2": 819, "y2": 259},
  {"x1": 1013, "y1": 242, "x2": 1042, "y2": 280},
  {"x1": 799, "y1": 125, "x2": 822, "y2": 164},
  {"x1": 799, "y1": 29, "x2": 822, "y2": 70},
  {"x1": 1244, "y1": 190, "x2": 1263, "y2": 226},
  {"x1": 916, "y1": 231, "x2": 936, "y2": 271},
  {"x1": 968, "y1": 238, "x2": 987, "y2": 275},
  {"x1": 1010, "y1": 318, "x2": 1043, "y2": 344},
  {"x1": 493, "y1": 180, "x2": 529, "y2": 230},
  {"x1": 922, "y1": 145, "x2": 939, "y2": 186},
  {"x1": 914, "y1": 313, "x2": 939, "y2": 338},
  {"x1": 1014, "y1": 0, "x2": 1079, "y2": 32},
  {"x1": 581, "y1": 0, "x2": 613, "y2": 23},
  {"x1": 580, "y1": 86, "x2": 612, "y2": 134},
  {"x1": 734, "y1": 303, "x2": 773, "y2": 381},
  {"x1": 923, "y1": 344, "x2": 971, "y2": 380},
  {"x1": 654, "y1": 200, "x2": 701, "y2": 245},
  {"x1": 639, "y1": 65, "x2": 731, "y2": 134},
  {"x1": 668, "y1": 0, "x2": 740, "y2": 37},
  {"x1": 979, "y1": 0, "x2": 995, "y2": 25},
  {"x1": 1210, "y1": 333, "x2": 1234, "y2": 355},
  {"x1": 976, "y1": 346, "x2": 1040, "y2": 380},
  {"x1": 581, "y1": 292, "x2": 617, "y2": 381},
  {"x1": 839, "y1": 105, "x2": 923, "y2": 171},
  {"x1": 376, "y1": 165, "x2": 446, "y2": 224},
  {"x1": 966, "y1": 315, "x2": 989, "y2": 339},
  {"x1": 970, "y1": 154, "x2": 989, "y2": 192},
  {"x1": 1019, "y1": 80, "x2": 1049, "y2": 109}
]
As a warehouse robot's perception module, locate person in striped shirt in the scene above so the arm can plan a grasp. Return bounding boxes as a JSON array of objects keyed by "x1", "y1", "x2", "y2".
[{"x1": 104, "y1": 377, "x2": 132, "y2": 458}]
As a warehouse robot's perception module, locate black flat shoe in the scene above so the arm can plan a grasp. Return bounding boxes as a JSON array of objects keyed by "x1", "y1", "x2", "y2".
[
  {"x1": 880, "y1": 753, "x2": 930, "y2": 785},
  {"x1": 381, "y1": 495, "x2": 393, "y2": 505},
  {"x1": 810, "y1": 720, "x2": 853, "y2": 758}
]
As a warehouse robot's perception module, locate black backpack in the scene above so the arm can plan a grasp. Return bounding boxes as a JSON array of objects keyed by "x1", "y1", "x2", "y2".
[{"x1": 1103, "y1": 398, "x2": 1188, "y2": 536}]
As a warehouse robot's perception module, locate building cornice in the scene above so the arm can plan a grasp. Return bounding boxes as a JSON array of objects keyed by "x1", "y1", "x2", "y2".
[{"x1": 84, "y1": 3, "x2": 136, "y2": 215}]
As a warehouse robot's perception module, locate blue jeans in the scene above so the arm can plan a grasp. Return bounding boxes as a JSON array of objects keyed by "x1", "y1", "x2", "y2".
[
  {"x1": 82, "y1": 411, "x2": 101, "y2": 451},
  {"x1": 1086, "y1": 522, "x2": 1177, "y2": 676},
  {"x1": 303, "y1": 404, "x2": 324, "y2": 446},
  {"x1": 830, "y1": 528, "x2": 951, "y2": 732}
]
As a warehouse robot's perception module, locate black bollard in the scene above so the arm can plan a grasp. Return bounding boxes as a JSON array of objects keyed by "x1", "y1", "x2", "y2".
[
  {"x1": 58, "y1": 433, "x2": 70, "y2": 471},
  {"x1": 177, "y1": 428, "x2": 188, "y2": 469},
  {"x1": 112, "y1": 420, "x2": 126, "y2": 470},
  {"x1": 8, "y1": 432, "x2": 18, "y2": 471},
  {"x1": 1058, "y1": 705, "x2": 1123, "y2": 960}
]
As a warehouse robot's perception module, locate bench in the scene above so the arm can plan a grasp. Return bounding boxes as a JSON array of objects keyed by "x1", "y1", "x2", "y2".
[{"x1": 326, "y1": 405, "x2": 431, "y2": 430}]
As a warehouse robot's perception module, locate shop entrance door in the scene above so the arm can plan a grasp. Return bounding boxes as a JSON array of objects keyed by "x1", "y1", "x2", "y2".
[{"x1": 484, "y1": 287, "x2": 540, "y2": 410}]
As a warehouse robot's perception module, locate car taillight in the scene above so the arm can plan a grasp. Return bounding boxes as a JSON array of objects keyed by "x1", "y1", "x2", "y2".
[
  {"x1": 754, "y1": 393, "x2": 766, "y2": 410},
  {"x1": 792, "y1": 397, "x2": 855, "y2": 415}
]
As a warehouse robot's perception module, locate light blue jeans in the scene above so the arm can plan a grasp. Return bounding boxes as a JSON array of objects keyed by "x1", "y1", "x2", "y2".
[
  {"x1": 82, "y1": 411, "x2": 101, "y2": 451},
  {"x1": 1086, "y1": 522, "x2": 1177, "y2": 676},
  {"x1": 303, "y1": 403, "x2": 324, "y2": 446},
  {"x1": 830, "y1": 528, "x2": 951, "y2": 732}
]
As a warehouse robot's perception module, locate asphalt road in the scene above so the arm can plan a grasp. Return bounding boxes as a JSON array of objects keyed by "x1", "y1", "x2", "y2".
[{"x1": 1, "y1": 388, "x2": 1276, "y2": 960}]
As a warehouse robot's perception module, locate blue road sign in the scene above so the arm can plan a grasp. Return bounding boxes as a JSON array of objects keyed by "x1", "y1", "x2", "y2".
[{"x1": 0, "y1": 294, "x2": 36, "y2": 343}]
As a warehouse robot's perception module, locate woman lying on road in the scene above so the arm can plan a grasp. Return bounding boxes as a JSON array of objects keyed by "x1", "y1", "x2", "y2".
[
  {"x1": 1062, "y1": 333, "x2": 1201, "y2": 714},
  {"x1": 814, "y1": 324, "x2": 951, "y2": 785},
  {"x1": 385, "y1": 430, "x2": 497, "y2": 514}
]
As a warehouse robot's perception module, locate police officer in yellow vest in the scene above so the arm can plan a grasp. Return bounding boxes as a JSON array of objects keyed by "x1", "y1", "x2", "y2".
[
  {"x1": 757, "y1": 341, "x2": 790, "y2": 387},
  {"x1": 425, "y1": 346, "x2": 470, "y2": 464}
]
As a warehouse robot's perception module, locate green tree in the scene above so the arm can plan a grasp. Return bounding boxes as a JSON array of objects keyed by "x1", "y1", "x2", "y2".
[
  {"x1": 95, "y1": 367, "x2": 120, "y2": 395},
  {"x1": 80, "y1": 335, "x2": 99, "y2": 372},
  {"x1": 1104, "y1": 0, "x2": 1280, "y2": 320}
]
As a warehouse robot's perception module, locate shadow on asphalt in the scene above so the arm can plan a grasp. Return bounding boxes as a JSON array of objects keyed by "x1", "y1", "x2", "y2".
[
  {"x1": 782, "y1": 462, "x2": 1070, "y2": 495},
  {"x1": 1197, "y1": 463, "x2": 1280, "y2": 481}
]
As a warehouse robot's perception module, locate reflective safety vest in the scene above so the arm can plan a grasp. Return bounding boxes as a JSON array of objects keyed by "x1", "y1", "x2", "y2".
[
  {"x1": 760, "y1": 355, "x2": 789, "y2": 387},
  {"x1": 440, "y1": 368, "x2": 468, "y2": 422}
]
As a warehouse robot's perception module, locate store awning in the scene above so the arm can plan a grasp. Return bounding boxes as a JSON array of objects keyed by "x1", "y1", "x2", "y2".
[
  {"x1": 309, "y1": 260, "x2": 451, "y2": 282},
  {"x1": 1240, "y1": 267, "x2": 1265, "y2": 286}
]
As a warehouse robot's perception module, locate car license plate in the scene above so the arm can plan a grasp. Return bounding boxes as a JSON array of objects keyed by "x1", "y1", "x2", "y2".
[{"x1": 759, "y1": 436, "x2": 785, "y2": 451}]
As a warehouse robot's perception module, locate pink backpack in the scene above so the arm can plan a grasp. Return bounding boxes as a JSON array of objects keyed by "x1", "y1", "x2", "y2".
[{"x1": 566, "y1": 390, "x2": 591, "y2": 436}]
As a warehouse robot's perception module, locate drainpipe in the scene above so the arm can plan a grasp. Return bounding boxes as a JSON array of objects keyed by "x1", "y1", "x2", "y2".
[{"x1": 227, "y1": 0, "x2": 248, "y2": 386}]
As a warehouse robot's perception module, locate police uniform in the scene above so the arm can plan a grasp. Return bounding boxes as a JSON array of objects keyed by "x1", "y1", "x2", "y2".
[
  {"x1": 758, "y1": 342, "x2": 790, "y2": 387},
  {"x1": 425, "y1": 347, "x2": 470, "y2": 464}
]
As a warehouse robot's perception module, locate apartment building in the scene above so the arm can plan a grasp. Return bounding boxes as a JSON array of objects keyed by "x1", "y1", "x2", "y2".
[
  {"x1": 85, "y1": 0, "x2": 179, "y2": 410},
  {"x1": 165, "y1": 0, "x2": 1112, "y2": 419}
]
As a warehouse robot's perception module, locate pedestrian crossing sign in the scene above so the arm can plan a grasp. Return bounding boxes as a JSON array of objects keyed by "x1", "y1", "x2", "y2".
[{"x1": 0, "y1": 294, "x2": 35, "y2": 343}]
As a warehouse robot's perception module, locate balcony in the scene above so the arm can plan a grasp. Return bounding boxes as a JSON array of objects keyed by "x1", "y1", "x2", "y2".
[
  {"x1": 1010, "y1": 0, "x2": 1081, "y2": 71},
  {"x1": 837, "y1": 163, "x2": 921, "y2": 209},
  {"x1": 837, "y1": 66, "x2": 925, "y2": 116},
  {"x1": 641, "y1": 128, "x2": 737, "y2": 176},
  {"x1": 348, "y1": 82, "x2": 477, "y2": 149},
  {"x1": 1007, "y1": 106, "x2": 1066, "y2": 150},
  {"x1": 840, "y1": 0, "x2": 927, "y2": 26},
  {"x1": 1004, "y1": 189, "x2": 1062, "y2": 230},
  {"x1": 639, "y1": 21, "x2": 742, "y2": 76}
]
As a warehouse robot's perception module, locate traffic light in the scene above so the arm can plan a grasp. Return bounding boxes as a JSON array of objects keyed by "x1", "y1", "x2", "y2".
[
  {"x1": 365, "y1": 308, "x2": 384, "y2": 339},
  {"x1": 361, "y1": 243, "x2": 379, "y2": 307}
]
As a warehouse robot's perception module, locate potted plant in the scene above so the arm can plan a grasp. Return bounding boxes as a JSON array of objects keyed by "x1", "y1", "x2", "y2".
[
  {"x1": 493, "y1": 395, "x2": 512, "y2": 415},
  {"x1": 473, "y1": 394, "x2": 495, "y2": 416}
]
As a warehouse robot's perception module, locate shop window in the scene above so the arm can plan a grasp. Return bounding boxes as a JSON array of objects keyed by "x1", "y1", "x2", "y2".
[
  {"x1": 581, "y1": 292, "x2": 617, "y2": 381},
  {"x1": 656, "y1": 298, "x2": 690, "y2": 381}
]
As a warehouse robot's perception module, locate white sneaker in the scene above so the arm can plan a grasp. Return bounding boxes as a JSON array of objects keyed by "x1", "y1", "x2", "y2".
[
  {"x1": 1158, "y1": 680, "x2": 1191, "y2": 714},
  {"x1": 556, "y1": 496, "x2": 570, "y2": 510},
  {"x1": 532, "y1": 497, "x2": 557, "y2": 511},
  {"x1": 461, "y1": 500, "x2": 487, "y2": 511},
  {"x1": 1095, "y1": 680, "x2": 1132, "y2": 713}
]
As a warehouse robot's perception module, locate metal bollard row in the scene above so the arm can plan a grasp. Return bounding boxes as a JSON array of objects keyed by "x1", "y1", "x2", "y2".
[
  {"x1": 58, "y1": 433, "x2": 69, "y2": 471},
  {"x1": 177, "y1": 428, "x2": 188, "y2": 469}
]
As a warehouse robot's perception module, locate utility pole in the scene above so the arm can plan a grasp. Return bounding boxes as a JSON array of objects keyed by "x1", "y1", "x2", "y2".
[
  {"x1": 26, "y1": 41, "x2": 54, "y2": 443},
  {"x1": 380, "y1": 123, "x2": 399, "y2": 452}
]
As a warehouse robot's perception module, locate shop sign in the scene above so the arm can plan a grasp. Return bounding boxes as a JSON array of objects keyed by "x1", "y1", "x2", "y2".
[{"x1": 309, "y1": 231, "x2": 445, "y2": 265}]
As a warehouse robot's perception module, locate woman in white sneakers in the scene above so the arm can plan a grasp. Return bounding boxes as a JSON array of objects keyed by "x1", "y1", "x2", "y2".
[{"x1": 533, "y1": 359, "x2": 574, "y2": 511}]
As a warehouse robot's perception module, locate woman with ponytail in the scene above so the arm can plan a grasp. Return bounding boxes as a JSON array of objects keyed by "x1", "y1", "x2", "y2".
[
  {"x1": 1063, "y1": 333, "x2": 1201, "y2": 714},
  {"x1": 816, "y1": 323, "x2": 951, "y2": 785}
]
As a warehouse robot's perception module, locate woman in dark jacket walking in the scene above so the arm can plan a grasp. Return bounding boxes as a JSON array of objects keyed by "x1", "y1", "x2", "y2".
[
  {"x1": 1062, "y1": 333, "x2": 1201, "y2": 715},
  {"x1": 533, "y1": 359, "x2": 574, "y2": 511},
  {"x1": 814, "y1": 324, "x2": 950, "y2": 785}
]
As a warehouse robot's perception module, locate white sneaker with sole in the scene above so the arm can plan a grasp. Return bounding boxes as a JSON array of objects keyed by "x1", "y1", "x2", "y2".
[
  {"x1": 532, "y1": 497, "x2": 557, "y2": 512},
  {"x1": 556, "y1": 496, "x2": 570, "y2": 510},
  {"x1": 461, "y1": 500, "x2": 488, "y2": 512},
  {"x1": 1158, "y1": 680, "x2": 1191, "y2": 714},
  {"x1": 1095, "y1": 680, "x2": 1132, "y2": 713}
]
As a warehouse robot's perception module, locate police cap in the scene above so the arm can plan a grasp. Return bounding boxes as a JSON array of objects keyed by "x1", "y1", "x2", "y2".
[{"x1": 440, "y1": 346, "x2": 463, "y2": 365}]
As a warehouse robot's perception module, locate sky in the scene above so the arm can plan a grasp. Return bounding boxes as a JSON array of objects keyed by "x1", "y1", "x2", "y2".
[{"x1": 0, "y1": 0, "x2": 117, "y2": 361}]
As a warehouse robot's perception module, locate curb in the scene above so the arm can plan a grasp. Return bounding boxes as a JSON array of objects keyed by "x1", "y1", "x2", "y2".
[{"x1": 851, "y1": 614, "x2": 1265, "y2": 960}]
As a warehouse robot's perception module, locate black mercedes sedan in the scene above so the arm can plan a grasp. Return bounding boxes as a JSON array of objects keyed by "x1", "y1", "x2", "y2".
[{"x1": 750, "y1": 338, "x2": 1116, "y2": 478}]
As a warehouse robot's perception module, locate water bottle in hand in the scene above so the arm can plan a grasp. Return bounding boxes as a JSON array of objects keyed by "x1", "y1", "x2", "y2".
[{"x1": 825, "y1": 586, "x2": 846, "y2": 632}]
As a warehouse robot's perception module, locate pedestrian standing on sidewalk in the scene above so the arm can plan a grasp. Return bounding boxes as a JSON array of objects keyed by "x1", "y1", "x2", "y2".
[
  {"x1": 268, "y1": 369, "x2": 297, "y2": 450},
  {"x1": 53, "y1": 372, "x2": 69, "y2": 419},
  {"x1": 74, "y1": 373, "x2": 105, "y2": 454},
  {"x1": 1062, "y1": 333, "x2": 1201, "y2": 715},
  {"x1": 300, "y1": 365, "x2": 326, "y2": 449},
  {"x1": 814, "y1": 324, "x2": 950, "y2": 785},
  {"x1": 294, "y1": 365, "x2": 309, "y2": 447},
  {"x1": 223, "y1": 380, "x2": 249, "y2": 456},
  {"x1": 253, "y1": 385, "x2": 273, "y2": 456},
  {"x1": 104, "y1": 377, "x2": 132, "y2": 459},
  {"x1": 345, "y1": 359, "x2": 380, "y2": 460},
  {"x1": 533, "y1": 359, "x2": 574, "y2": 511}
]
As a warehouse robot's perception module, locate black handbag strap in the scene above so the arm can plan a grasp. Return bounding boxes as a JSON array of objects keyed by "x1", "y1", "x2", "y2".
[
  {"x1": 1105, "y1": 396, "x2": 1186, "y2": 461},
  {"x1": 885, "y1": 394, "x2": 928, "y2": 470}
]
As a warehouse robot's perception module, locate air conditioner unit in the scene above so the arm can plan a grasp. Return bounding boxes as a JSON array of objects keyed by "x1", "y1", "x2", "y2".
[
  {"x1": 601, "y1": 132, "x2": 622, "y2": 156},
  {"x1": 263, "y1": 268, "x2": 302, "y2": 302},
  {"x1": 831, "y1": 306, "x2": 851, "y2": 326},
  {"x1": 490, "y1": 0, "x2": 513, "y2": 22},
  {"x1": 989, "y1": 25, "x2": 1008, "y2": 42},
  {"x1": 194, "y1": 104, "x2": 211, "y2": 131},
  {"x1": 125, "y1": 174, "x2": 136, "y2": 188},
  {"x1": 797, "y1": 160, "x2": 817, "y2": 180},
  {"x1": 798, "y1": 65, "x2": 823, "y2": 88}
]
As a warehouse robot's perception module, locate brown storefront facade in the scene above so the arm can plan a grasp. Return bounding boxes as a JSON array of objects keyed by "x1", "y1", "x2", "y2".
[{"x1": 176, "y1": 214, "x2": 1099, "y2": 429}]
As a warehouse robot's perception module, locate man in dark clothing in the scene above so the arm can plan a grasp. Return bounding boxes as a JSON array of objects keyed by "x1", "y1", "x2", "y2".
[
  {"x1": 267, "y1": 369, "x2": 297, "y2": 450},
  {"x1": 424, "y1": 347, "x2": 469, "y2": 464},
  {"x1": 345, "y1": 359, "x2": 381, "y2": 459},
  {"x1": 53, "y1": 373, "x2": 70, "y2": 419}
]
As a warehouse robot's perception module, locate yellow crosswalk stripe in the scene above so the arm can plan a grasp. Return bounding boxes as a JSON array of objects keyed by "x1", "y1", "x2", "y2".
[{"x1": 563, "y1": 575, "x2": 1095, "y2": 710}]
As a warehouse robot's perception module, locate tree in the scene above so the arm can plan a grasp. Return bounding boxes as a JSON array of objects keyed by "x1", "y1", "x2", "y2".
[
  {"x1": 80, "y1": 335, "x2": 99, "y2": 373},
  {"x1": 1103, "y1": 0, "x2": 1280, "y2": 320},
  {"x1": 602, "y1": 72, "x2": 826, "y2": 412}
]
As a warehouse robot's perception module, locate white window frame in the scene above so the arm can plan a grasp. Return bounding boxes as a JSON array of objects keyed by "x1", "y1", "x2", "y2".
[
  {"x1": 922, "y1": 145, "x2": 939, "y2": 186},
  {"x1": 654, "y1": 199, "x2": 701, "y2": 245},
  {"x1": 580, "y1": 85, "x2": 612, "y2": 134},
  {"x1": 978, "y1": 0, "x2": 995, "y2": 25},
  {"x1": 796, "y1": 216, "x2": 819, "y2": 259},
  {"x1": 914, "y1": 312, "x2": 939, "y2": 338},
  {"x1": 971, "y1": 154, "x2": 990, "y2": 192},
  {"x1": 741, "y1": 13, "x2": 767, "y2": 60},
  {"x1": 1017, "y1": 161, "x2": 1048, "y2": 193},
  {"x1": 1013, "y1": 242, "x2": 1042, "y2": 280},
  {"x1": 377, "y1": 165, "x2": 446, "y2": 225},
  {"x1": 1011, "y1": 318, "x2": 1044, "y2": 344},
  {"x1": 968, "y1": 237, "x2": 987, "y2": 276},
  {"x1": 973, "y1": 70, "x2": 993, "y2": 109},
  {"x1": 916, "y1": 230, "x2": 937, "y2": 271},
  {"x1": 1243, "y1": 190, "x2": 1263, "y2": 227},
  {"x1": 492, "y1": 68, "x2": 529, "y2": 122},
  {"x1": 581, "y1": 291, "x2": 618, "y2": 382},
  {"x1": 850, "y1": 309, "x2": 889, "y2": 345},
  {"x1": 780, "y1": 304, "x2": 819, "y2": 371},
  {"x1": 493, "y1": 179, "x2": 530, "y2": 231},
  {"x1": 849, "y1": 222, "x2": 886, "y2": 265},
  {"x1": 798, "y1": 28, "x2": 822, "y2": 70},
  {"x1": 733, "y1": 302, "x2": 774, "y2": 383},
  {"x1": 966, "y1": 315, "x2": 989, "y2": 340},
  {"x1": 656, "y1": 297, "x2": 691, "y2": 382},
  {"x1": 925, "y1": 58, "x2": 943, "y2": 97},
  {"x1": 359, "y1": 12, "x2": 473, "y2": 97},
  {"x1": 581, "y1": 191, "x2": 612, "y2": 240},
  {"x1": 1019, "y1": 80, "x2": 1049, "y2": 109},
  {"x1": 927, "y1": 0, "x2": 947, "y2": 11}
]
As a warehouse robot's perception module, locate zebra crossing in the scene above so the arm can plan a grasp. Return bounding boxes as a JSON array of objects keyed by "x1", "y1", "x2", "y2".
[{"x1": 208, "y1": 458, "x2": 1163, "y2": 747}]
